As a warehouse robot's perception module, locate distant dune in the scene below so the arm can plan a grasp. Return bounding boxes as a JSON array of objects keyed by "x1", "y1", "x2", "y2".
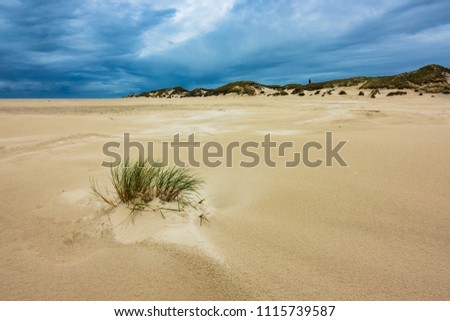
[{"x1": 127, "y1": 64, "x2": 450, "y2": 98}]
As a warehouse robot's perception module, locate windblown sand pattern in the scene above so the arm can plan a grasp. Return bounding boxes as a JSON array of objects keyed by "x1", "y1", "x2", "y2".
[{"x1": 0, "y1": 91, "x2": 449, "y2": 300}]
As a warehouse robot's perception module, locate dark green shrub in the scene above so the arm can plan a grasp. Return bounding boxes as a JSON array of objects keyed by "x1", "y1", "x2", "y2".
[{"x1": 386, "y1": 91, "x2": 407, "y2": 96}]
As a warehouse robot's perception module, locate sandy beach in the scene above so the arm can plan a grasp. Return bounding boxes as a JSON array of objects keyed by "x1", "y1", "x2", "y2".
[{"x1": 0, "y1": 91, "x2": 449, "y2": 300}]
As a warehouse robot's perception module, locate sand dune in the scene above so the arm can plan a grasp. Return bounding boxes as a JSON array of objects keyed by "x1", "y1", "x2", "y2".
[{"x1": 0, "y1": 91, "x2": 449, "y2": 300}]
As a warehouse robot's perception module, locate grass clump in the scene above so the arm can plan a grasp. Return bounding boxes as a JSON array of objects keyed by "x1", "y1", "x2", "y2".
[
  {"x1": 370, "y1": 89, "x2": 381, "y2": 98},
  {"x1": 90, "y1": 160, "x2": 204, "y2": 211},
  {"x1": 387, "y1": 91, "x2": 407, "y2": 96}
]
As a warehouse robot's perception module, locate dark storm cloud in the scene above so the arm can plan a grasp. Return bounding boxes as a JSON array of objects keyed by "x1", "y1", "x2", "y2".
[{"x1": 0, "y1": 0, "x2": 449, "y2": 97}]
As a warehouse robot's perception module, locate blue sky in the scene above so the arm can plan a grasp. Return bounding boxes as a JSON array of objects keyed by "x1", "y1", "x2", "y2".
[{"x1": 0, "y1": 0, "x2": 449, "y2": 98}]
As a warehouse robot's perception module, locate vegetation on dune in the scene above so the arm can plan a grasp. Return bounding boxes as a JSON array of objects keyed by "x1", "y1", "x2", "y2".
[
  {"x1": 190, "y1": 88, "x2": 209, "y2": 97},
  {"x1": 291, "y1": 87, "x2": 304, "y2": 95},
  {"x1": 321, "y1": 89, "x2": 334, "y2": 96},
  {"x1": 127, "y1": 86, "x2": 191, "y2": 98},
  {"x1": 359, "y1": 75, "x2": 413, "y2": 90},
  {"x1": 270, "y1": 90, "x2": 289, "y2": 97},
  {"x1": 205, "y1": 81, "x2": 261, "y2": 96},
  {"x1": 387, "y1": 91, "x2": 407, "y2": 96},
  {"x1": 370, "y1": 89, "x2": 381, "y2": 98},
  {"x1": 281, "y1": 84, "x2": 300, "y2": 90},
  {"x1": 405, "y1": 64, "x2": 450, "y2": 85},
  {"x1": 124, "y1": 64, "x2": 450, "y2": 98},
  {"x1": 301, "y1": 77, "x2": 368, "y2": 91},
  {"x1": 298, "y1": 65, "x2": 450, "y2": 93},
  {"x1": 360, "y1": 65, "x2": 450, "y2": 92},
  {"x1": 264, "y1": 84, "x2": 283, "y2": 90},
  {"x1": 90, "y1": 160, "x2": 204, "y2": 218}
]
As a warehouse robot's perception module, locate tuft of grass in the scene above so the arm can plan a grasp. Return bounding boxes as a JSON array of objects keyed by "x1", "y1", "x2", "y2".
[
  {"x1": 109, "y1": 160, "x2": 156, "y2": 204},
  {"x1": 91, "y1": 160, "x2": 204, "y2": 211},
  {"x1": 153, "y1": 166, "x2": 203, "y2": 204},
  {"x1": 90, "y1": 178, "x2": 117, "y2": 207},
  {"x1": 387, "y1": 91, "x2": 407, "y2": 96},
  {"x1": 369, "y1": 89, "x2": 381, "y2": 98}
]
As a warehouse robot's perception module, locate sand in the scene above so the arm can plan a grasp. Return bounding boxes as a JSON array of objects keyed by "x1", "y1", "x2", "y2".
[{"x1": 0, "y1": 90, "x2": 449, "y2": 300}]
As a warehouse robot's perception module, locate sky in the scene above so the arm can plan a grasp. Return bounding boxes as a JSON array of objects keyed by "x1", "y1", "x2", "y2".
[{"x1": 0, "y1": 0, "x2": 449, "y2": 98}]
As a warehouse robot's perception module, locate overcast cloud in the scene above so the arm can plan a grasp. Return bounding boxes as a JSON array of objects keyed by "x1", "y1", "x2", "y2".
[{"x1": 0, "y1": 0, "x2": 449, "y2": 97}]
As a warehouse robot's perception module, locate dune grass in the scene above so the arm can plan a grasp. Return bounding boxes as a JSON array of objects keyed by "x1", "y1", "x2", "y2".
[
  {"x1": 387, "y1": 91, "x2": 407, "y2": 96},
  {"x1": 90, "y1": 160, "x2": 204, "y2": 213}
]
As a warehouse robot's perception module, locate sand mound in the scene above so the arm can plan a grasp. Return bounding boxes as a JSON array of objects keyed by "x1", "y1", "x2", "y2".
[{"x1": 63, "y1": 192, "x2": 222, "y2": 261}]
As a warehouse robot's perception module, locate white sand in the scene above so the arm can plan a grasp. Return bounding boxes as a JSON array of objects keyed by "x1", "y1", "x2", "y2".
[{"x1": 0, "y1": 91, "x2": 449, "y2": 300}]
